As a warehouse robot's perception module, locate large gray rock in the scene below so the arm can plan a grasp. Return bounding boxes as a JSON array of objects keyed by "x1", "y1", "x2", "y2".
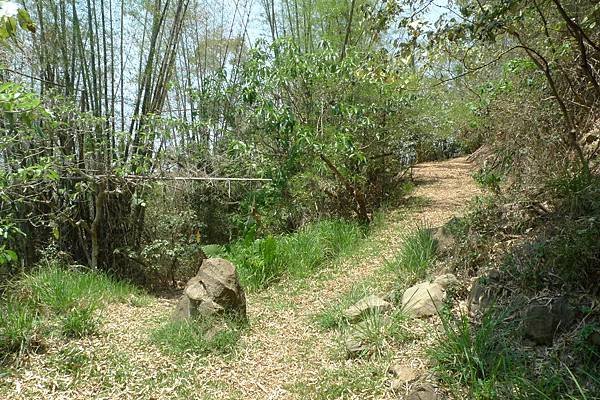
[
  {"x1": 522, "y1": 297, "x2": 574, "y2": 345},
  {"x1": 174, "y1": 258, "x2": 247, "y2": 321},
  {"x1": 343, "y1": 295, "x2": 391, "y2": 322},
  {"x1": 402, "y1": 281, "x2": 445, "y2": 317}
]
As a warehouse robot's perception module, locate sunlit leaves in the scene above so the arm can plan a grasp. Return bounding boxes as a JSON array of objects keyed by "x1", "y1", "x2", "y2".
[{"x1": 0, "y1": 1, "x2": 35, "y2": 42}]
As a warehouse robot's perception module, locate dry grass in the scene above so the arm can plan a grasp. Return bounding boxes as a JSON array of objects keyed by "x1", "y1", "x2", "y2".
[{"x1": 0, "y1": 158, "x2": 478, "y2": 400}]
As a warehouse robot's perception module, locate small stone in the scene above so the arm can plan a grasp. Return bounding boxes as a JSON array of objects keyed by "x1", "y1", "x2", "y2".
[
  {"x1": 402, "y1": 282, "x2": 445, "y2": 317},
  {"x1": 389, "y1": 363, "x2": 418, "y2": 385},
  {"x1": 407, "y1": 383, "x2": 437, "y2": 400},
  {"x1": 432, "y1": 226, "x2": 456, "y2": 254},
  {"x1": 433, "y1": 274, "x2": 458, "y2": 289},
  {"x1": 345, "y1": 333, "x2": 367, "y2": 357},
  {"x1": 390, "y1": 378, "x2": 405, "y2": 391},
  {"x1": 343, "y1": 295, "x2": 391, "y2": 322},
  {"x1": 552, "y1": 297, "x2": 575, "y2": 329},
  {"x1": 523, "y1": 304, "x2": 555, "y2": 345},
  {"x1": 487, "y1": 269, "x2": 501, "y2": 281}
]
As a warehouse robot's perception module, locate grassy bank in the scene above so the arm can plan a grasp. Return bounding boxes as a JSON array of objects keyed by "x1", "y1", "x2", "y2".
[
  {"x1": 224, "y1": 219, "x2": 366, "y2": 289},
  {"x1": 0, "y1": 264, "x2": 147, "y2": 365}
]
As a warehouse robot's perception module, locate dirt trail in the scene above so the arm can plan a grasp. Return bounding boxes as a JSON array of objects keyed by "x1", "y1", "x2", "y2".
[{"x1": 3, "y1": 157, "x2": 479, "y2": 400}]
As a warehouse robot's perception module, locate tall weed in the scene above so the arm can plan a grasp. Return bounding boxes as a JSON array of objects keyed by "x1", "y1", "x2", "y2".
[
  {"x1": 0, "y1": 298, "x2": 40, "y2": 363},
  {"x1": 430, "y1": 308, "x2": 521, "y2": 399},
  {"x1": 386, "y1": 225, "x2": 437, "y2": 286}
]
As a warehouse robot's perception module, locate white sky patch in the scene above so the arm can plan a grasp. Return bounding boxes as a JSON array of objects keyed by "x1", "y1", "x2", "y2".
[{"x1": 0, "y1": 1, "x2": 19, "y2": 18}]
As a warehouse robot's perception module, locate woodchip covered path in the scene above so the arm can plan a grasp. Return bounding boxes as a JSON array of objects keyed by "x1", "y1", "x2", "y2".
[{"x1": 1, "y1": 157, "x2": 479, "y2": 400}]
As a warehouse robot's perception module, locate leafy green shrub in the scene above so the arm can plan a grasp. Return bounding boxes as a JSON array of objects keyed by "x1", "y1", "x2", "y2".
[
  {"x1": 417, "y1": 135, "x2": 464, "y2": 161},
  {"x1": 473, "y1": 167, "x2": 502, "y2": 193},
  {"x1": 386, "y1": 226, "x2": 437, "y2": 286},
  {"x1": 547, "y1": 174, "x2": 600, "y2": 216},
  {"x1": 503, "y1": 213, "x2": 600, "y2": 292},
  {"x1": 229, "y1": 219, "x2": 364, "y2": 288},
  {"x1": 151, "y1": 317, "x2": 243, "y2": 355}
]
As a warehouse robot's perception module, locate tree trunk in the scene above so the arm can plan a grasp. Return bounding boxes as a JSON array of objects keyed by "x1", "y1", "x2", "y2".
[{"x1": 90, "y1": 180, "x2": 107, "y2": 269}]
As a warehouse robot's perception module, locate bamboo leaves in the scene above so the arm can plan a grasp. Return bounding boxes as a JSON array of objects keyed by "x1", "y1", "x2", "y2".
[{"x1": 0, "y1": 2, "x2": 35, "y2": 41}]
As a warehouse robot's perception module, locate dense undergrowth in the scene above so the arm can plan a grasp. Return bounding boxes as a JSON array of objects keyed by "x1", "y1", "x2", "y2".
[
  {"x1": 308, "y1": 173, "x2": 600, "y2": 399},
  {"x1": 425, "y1": 174, "x2": 600, "y2": 399}
]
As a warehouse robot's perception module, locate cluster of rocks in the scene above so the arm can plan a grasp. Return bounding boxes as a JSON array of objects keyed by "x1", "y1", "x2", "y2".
[
  {"x1": 168, "y1": 229, "x2": 589, "y2": 399},
  {"x1": 342, "y1": 257, "x2": 583, "y2": 399},
  {"x1": 341, "y1": 272, "x2": 460, "y2": 398},
  {"x1": 467, "y1": 268, "x2": 578, "y2": 346}
]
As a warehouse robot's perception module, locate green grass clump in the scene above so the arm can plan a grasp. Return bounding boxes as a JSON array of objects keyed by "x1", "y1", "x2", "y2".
[
  {"x1": 49, "y1": 345, "x2": 92, "y2": 376},
  {"x1": 202, "y1": 244, "x2": 227, "y2": 258},
  {"x1": 21, "y1": 265, "x2": 144, "y2": 312},
  {"x1": 0, "y1": 299, "x2": 40, "y2": 362},
  {"x1": 0, "y1": 264, "x2": 147, "y2": 364},
  {"x1": 342, "y1": 309, "x2": 415, "y2": 360},
  {"x1": 430, "y1": 308, "x2": 523, "y2": 399},
  {"x1": 151, "y1": 317, "x2": 243, "y2": 355},
  {"x1": 228, "y1": 219, "x2": 364, "y2": 288},
  {"x1": 346, "y1": 310, "x2": 410, "y2": 358},
  {"x1": 386, "y1": 226, "x2": 437, "y2": 286},
  {"x1": 61, "y1": 304, "x2": 99, "y2": 338},
  {"x1": 315, "y1": 284, "x2": 372, "y2": 331}
]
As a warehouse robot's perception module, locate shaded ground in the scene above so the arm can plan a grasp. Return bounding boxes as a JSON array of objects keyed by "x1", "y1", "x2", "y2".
[{"x1": 0, "y1": 157, "x2": 479, "y2": 400}]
